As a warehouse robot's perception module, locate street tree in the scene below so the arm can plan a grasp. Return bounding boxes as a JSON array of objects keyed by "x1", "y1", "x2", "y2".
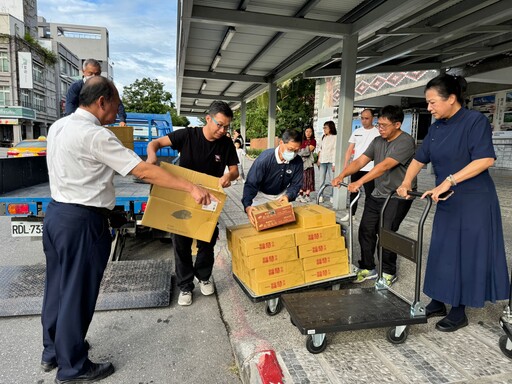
[{"x1": 122, "y1": 78, "x2": 189, "y2": 127}]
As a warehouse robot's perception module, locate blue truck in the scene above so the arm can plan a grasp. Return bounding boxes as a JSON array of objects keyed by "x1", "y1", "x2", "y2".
[{"x1": 0, "y1": 112, "x2": 179, "y2": 259}]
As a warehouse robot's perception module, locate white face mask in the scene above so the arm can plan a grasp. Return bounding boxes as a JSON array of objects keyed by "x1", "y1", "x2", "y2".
[
  {"x1": 83, "y1": 75, "x2": 95, "y2": 82},
  {"x1": 282, "y1": 150, "x2": 297, "y2": 162}
]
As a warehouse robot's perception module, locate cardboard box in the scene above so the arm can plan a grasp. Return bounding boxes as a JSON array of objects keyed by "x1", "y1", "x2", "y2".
[
  {"x1": 109, "y1": 126, "x2": 134, "y2": 150},
  {"x1": 297, "y1": 237, "x2": 345, "y2": 258},
  {"x1": 226, "y1": 223, "x2": 254, "y2": 251},
  {"x1": 294, "y1": 204, "x2": 336, "y2": 229},
  {"x1": 301, "y1": 249, "x2": 348, "y2": 271},
  {"x1": 239, "y1": 230, "x2": 296, "y2": 255},
  {"x1": 251, "y1": 201, "x2": 296, "y2": 231},
  {"x1": 249, "y1": 272, "x2": 304, "y2": 296},
  {"x1": 294, "y1": 223, "x2": 341, "y2": 246},
  {"x1": 141, "y1": 162, "x2": 226, "y2": 242},
  {"x1": 248, "y1": 259, "x2": 302, "y2": 283},
  {"x1": 243, "y1": 246, "x2": 298, "y2": 269},
  {"x1": 303, "y1": 262, "x2": 350, "y2": 284}
]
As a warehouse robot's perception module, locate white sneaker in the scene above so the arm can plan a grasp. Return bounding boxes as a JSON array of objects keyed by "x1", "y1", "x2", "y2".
[
  {"x1": 199, "y1": 279, "x2": 215, "y2": 296},
  {"x1": 178, "y1": 291, "x2": 192, "y2": 306},
  {"x1": 303, "y1": 195, "x2": 311, "y2": 202},
  {"x1": 330, "y1": 197, "x2": 333, "y2": 204},
  {"x1": 318, "y1": 196, "x2": 324, "y2": 203},
  {"x1": 340, "y1": 213, "x2": 349, "y2": 221}
]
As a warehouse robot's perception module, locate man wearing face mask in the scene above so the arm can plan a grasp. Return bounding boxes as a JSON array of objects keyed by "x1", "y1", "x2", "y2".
[
  {"x1": 65, "y1": 59, "x2": 127, "y2": 126},
  {"x1": 242, "y1": 129, "x2": 303, "y2": 226}
]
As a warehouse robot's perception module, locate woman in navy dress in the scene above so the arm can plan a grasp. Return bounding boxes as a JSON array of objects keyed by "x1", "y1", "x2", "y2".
[{"x1": 397, "y1": 74, "x2": 509, "y2": 332}]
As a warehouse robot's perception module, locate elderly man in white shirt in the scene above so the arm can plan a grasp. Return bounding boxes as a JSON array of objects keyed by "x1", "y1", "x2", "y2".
[{"x1": 41, "y1": 76, "x2": 211, "y2": 384}]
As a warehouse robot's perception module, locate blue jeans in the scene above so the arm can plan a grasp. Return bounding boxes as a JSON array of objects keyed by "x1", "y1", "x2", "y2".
[{"x1": 318, "y1": 162, "x2": 333, "y2": 196}]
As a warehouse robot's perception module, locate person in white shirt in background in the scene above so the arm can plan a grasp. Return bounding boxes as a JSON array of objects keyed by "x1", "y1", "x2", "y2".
[
  {"x1": 342, "y1": 109, "x2": 380, "y2": 219},
  {"x1": 316, "y1": 121, "x2": 337, "y2": 203},
  {"x1": 233, "y1": 139, "x2": 246, "y2": 184}
]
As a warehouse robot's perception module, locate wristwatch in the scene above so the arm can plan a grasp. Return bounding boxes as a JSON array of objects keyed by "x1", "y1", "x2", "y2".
[{"x1": 446, "y1": 174, "x2": 457, "y2": 186}]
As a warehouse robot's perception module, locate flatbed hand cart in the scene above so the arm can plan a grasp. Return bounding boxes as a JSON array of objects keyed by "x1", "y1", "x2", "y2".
[
  {"x1": 281, "y1": 190, "x2": 432, "y2": 353},
  {"x1": 499, "y1": 269, "x2": 512, "y2": 358},
  {"x1": 232, "y1": 184, "x2": 359, "y2": 316}
]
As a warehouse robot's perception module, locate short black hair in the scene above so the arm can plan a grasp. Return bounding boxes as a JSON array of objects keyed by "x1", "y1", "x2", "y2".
[
  {"x1": 209, "y1": 100, "x2": 233, "y2": 119},
  {"x1": 234, "y1": 139, "x2": 242, "y2": 146},
  {"x1": 378, "y1": 105, "x2": 404, "y2": 124},
  {"x1": 282, "y1": 129, "x2": 302, "y2": 144},
  {"x1": 79, "y1": 76, "x2": 118, "y2": 107}
]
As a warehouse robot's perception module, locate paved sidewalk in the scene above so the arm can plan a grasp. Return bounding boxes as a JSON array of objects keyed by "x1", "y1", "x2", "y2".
[{"x1": 217, "y1": 158, "x2": 512, "y2": 384}]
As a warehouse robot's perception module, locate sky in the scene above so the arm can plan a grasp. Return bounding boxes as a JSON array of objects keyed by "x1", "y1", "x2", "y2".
[{"x1": 37, "y1": 0, "x2": 182, "y2": 109}]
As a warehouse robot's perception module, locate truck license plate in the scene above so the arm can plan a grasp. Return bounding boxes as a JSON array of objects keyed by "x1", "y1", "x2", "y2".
[{"x1": 11, "y1": 218, "x2": 44, "y2": 237}]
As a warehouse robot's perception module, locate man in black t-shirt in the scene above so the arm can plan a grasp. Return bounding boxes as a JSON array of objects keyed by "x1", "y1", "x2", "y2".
[{"x1": 147, "y1": 101, "x2": 239, "y2": 306}]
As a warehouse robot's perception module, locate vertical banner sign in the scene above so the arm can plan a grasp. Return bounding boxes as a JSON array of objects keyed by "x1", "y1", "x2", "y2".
[{"x1": 18, "y1": 52, "x2": 33, "y2": 89}]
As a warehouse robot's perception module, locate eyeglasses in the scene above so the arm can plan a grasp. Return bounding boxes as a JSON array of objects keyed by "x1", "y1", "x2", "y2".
[
  {"x1": 377, "y1": 122, "x2": 396, "y2": 130},
  {"x1": 210, "y1": 115, "x2": 230, "y2": 130}
]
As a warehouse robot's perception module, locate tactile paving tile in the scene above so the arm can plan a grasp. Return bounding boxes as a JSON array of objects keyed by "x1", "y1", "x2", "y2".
[
  {"x1": 0, "y1": 259, "x2": 172, "y2": 317},
  {"x1": 280, "y1": 349, "x2": 331, "y2": 384}
]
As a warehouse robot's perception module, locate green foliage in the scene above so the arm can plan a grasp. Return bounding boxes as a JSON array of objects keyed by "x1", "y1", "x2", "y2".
[
  {"x1": 245, "y1": 148, "x2": 264, "y2": 159},
  {"x1": 22, "y1": 33, "x2": 57, "y2": 65},
  {"x1": 122, "y1": 78, "x2": 189, "y2": 126},
  {"x1": 230, "y1": 76, "x2": 315, "y2": 140}
]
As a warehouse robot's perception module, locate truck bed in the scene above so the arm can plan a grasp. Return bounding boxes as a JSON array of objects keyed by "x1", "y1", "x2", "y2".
[{"x1": 0, "y1": 175, "x2": 150, "y2": 199}]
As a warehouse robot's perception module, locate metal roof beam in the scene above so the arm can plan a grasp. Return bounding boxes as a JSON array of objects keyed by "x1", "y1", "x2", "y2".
[
  {"x1": 176, "y1": 0, "x2": 193, "y2": 114},
  {"x1": 356, "y1": 1, "x2": 512, "y2": 73},
  {"x1": 442, "y1": 40, "x2": 512, "y2": 68},
  {"x1": 181, "y1": 93, "x2": 242, "y2": 102},
  {"x1": 376, "y1": 27, "x2": 440, "y2": 36},
  {"x1": 358, "y1": 62, "x2": 442, "y2": 74},
  {"x1": 184, "y1": 70, "x2": 267, "y2": 83},
  {"x1": 191, "y1": 5, "x2": 352, "y2": 38}
]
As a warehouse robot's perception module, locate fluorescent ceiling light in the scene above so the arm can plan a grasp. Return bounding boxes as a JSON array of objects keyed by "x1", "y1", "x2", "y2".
[
  {"x1": 200, "y1": 80, "x2": 207, "y2": 91},
  {"x1": 220, "y1": 27, "x2": 236, "y2": 51},
  {"x1": 210, "y1": 54, "x2": 221, "y2": 71}
]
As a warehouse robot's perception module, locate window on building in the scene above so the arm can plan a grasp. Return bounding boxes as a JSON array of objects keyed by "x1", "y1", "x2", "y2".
[
  {"x1": 34, "y1": 93, "x2": 45, "y2": 111},
  {"x1": 21, "y1": 90, "x2": 31, "y2": 108},
  {"x1": 0, "y1": 86, "x2": 11, "y2": 106},
  {"x1": 33, "y1": 64, "x2": 44, "y2": 83},
  {"x1": 0, "y1": 52, "x2": 9, "y2": 72},
  {"x1": 60, "y1": 57, "x2": 67, "y2": 75}
]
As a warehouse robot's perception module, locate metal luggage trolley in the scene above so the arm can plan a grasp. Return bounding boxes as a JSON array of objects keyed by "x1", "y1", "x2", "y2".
[
  {"x1": 499, "y1": 269, "x2": 512, "y2": 358},
  {"x1": 281, "y1": 190, "x2": 432, "y2": 353},
  {"x1": 232, "y1": 184, "x2": 359, "y2": 316}
]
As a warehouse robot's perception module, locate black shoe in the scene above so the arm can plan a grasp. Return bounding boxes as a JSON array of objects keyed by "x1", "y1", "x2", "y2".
[
  {"x1": 426, "y1": 305, "x2": 447, "y2": 319},
  {"x1": 435, "y1": 315, "x2": 469, "y2": 332},
  {"x1": 41, "y1": 340, "x2": 90, "y2": 372},
  {"x1": 54, "y1": 362, "x2": 114, "y2": 383},
  {"x1": 41, "y1": 360, "x2": 57, "y2": 372}
]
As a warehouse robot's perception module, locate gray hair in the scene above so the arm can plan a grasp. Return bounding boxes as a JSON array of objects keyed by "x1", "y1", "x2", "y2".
[{"x1": 82, "y1": 58, "x2": 101, "y2": 71}]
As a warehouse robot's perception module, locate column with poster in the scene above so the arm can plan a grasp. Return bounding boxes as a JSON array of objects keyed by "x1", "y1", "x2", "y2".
[{"x1": 313, "y1": 77, "x2": 340, "y2": 138}]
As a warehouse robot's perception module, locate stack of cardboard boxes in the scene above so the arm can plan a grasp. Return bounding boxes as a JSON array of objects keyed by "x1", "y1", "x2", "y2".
[{"x1": 228, "y1": 204, "x2": 350, "y2": 296}]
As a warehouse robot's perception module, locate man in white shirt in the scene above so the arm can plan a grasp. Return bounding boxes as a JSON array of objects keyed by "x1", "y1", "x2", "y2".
[
  {"x1": 342, "y1": 109, "x2": 380, "y2": 215},
  {"x1": 42, "y1": 76, "x2": 212, "y2": 383}
]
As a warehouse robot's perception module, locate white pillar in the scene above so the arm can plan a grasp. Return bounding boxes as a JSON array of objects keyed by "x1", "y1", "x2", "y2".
[
  {"x1": 333, "y1": 34, "x2": 358, "y2": 210},
  {"x1": 268, "y1": 82, "x2": 277, "y2": 148},
  {"x1": 13, "y1": 124, "x2": 22, "y2": 144},
  {"x1": 26, "y1": 121, "x2": 34, "y2": 139},
  {"x1": 241, "y1": 100, "x2": 247, "y2": 145}
]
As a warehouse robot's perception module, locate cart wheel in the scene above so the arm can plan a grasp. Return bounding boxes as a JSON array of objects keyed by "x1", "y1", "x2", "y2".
[
  {"x1": 499, "y1": 335, "x2": 512, "y2": 358},
  {"x1": 265, "y1": 299, "x2": 282, "y2": 316},
  {"x1": 386, "y1": 327, "x2": 408, "y2": 344},
  {"x1": 306, "y1": 335, "x2": 327, "y2": 354}
]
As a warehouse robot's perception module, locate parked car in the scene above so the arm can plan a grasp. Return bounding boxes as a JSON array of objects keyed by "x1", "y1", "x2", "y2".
[{"x1": 6, "y1": 137, "x2": 47, "y2": 158}]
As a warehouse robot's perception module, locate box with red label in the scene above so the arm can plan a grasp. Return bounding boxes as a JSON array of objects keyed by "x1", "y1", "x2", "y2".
[
  {"x1": 293, "y1": 204, "x2": 336, "y2": 229},
  {"x1": 294, "y1": 223, "x2": 341, "y2": 246},
  {"x1": 239, "y1": 230, "x2": 296, "y2": 255},
  {"x1": 301, "y1": 249, "x2": 348, "y2": 270},
  {"x1": 303, "y1": 262, "x2": 350, "y2": 284},
  {"x1": 248, "y1": 259, "x2": 302, "y2": 283},
  {"x1": 249, "y1": 272, "x2": 304, "y2": 296},
  {"x1": 251, "y1": 201, "x2": 296, "y2": 231},
  {"x1": 243, "y1": 246, "x2": 298, "y2": 269},
  {"x1": 297, "y1": 237, "x2": 345, "y2": 258},
  {"x1": 226, "y1": 223, "x2": 254, "y2": 252}
]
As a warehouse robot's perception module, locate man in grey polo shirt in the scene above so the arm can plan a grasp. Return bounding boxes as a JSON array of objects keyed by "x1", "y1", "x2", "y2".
[{"x1": 332, "y1": 105, "x2": 416, "y2": 286}]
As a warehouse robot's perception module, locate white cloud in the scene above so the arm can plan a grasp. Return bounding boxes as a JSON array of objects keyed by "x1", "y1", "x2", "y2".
[{"x1": 37, "y1": 0, "x2": 178, "y2": 98}]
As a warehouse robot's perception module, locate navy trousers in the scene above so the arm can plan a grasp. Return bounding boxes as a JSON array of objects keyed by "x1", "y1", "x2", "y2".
[
  {"x1": 41, "y1": 201, "x2": 111, "y2": 380},
  {"x1": 172, "y1": 225, "x2": 219, "y2": 292}
]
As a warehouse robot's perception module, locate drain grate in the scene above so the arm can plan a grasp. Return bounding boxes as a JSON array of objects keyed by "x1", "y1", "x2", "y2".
[{"x1": 0, "y1": 259, "x2": 172, "y2": 317}]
